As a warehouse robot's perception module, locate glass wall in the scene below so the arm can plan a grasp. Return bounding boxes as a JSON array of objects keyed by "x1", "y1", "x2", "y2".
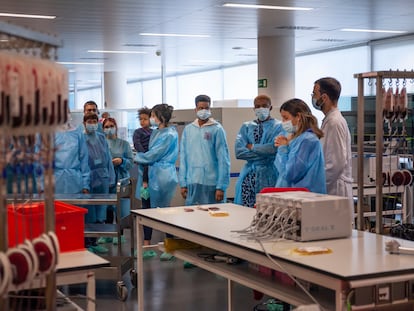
[
  {"x1": 295, "y1": 45, "x2": 371, "y2": 123},
  {"x1": 372, "y1": 37, "x2": 414, "y2": 94},
  {"x1": 70, "y1": 37, "x2": 414, "y2": 137}
]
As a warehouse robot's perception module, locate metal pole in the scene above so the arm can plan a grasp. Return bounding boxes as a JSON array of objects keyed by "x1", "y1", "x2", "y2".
[
  {"x1": 357, "y1": 77, "x2": 365, "y2": 230},
  {"x1": 375, "y1": 75, "x2": 384, "y2": 234}
]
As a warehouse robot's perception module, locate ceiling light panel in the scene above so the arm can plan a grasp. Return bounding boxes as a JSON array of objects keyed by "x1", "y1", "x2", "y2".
[
  {"x1": 0, "y1": 12, "x2": 56, "y2": 19},
  {"x1": 222, "y1": 3, "x2": 313, "y2": 11}
]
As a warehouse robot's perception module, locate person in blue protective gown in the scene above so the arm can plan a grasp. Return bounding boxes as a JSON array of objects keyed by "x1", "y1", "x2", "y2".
[
  {"x1": 132, "y1": 107, "x2": 154, "y2": 254},
  {"x1": 179, "y1": 94, "x2": 230, "y2": 206},
  {"x1": 54, "y1": 122, "x2": 90, "y2": 195},
  {"x1": 100, "y1": 117, "x2": 133, "y2": 244},
  {"x1": 274, "y1": 98, "x2": 327, "y2": 194},
  {"x1": 6, "y1": 135, "x2": 40, "y2": 195},
  {"x1": 134, "y1": 103, "x2": 178, "y2": 261},
  {"x1": 83, "y1": 113, "x2": 116, "y2": 253},
  {"x1": 234, "y1": 95, "x2": 284, "y2": 207},
  {"x1": 134, "y1": 104, "x2": 178, "y2": 210}
]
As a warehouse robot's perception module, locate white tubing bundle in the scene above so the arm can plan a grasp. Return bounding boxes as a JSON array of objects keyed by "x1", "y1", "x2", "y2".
[{"x1": 0, "y1": 51, "x2": 68, "y2": 134}]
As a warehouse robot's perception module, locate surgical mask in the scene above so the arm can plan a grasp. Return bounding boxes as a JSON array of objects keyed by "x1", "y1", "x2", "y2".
[
  {"x1": 254, "y1": 108, "x2": 270, "y2": 121},
  {"x1": 282, "y1": 120, "x2": 296, "y2": 134},
  {"x1": 86, "y1": 124, "x2": 98, "y2": 133},
  {"x1": 312, "y1": 97, "x2": 323, "y2": 111},
  {"x1": 104, "y1": 127, "x2": 116, "y2": 136},
  {"x1": 197, "y1": 109, "x2": 211, "y2": 120},
  {"x1": 150, "y1": 118, "x2": 158, "y2": 127}
]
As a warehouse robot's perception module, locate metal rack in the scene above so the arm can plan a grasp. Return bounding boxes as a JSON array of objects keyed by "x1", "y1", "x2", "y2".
[
  {"x1": 78, "y1": 177, "x2": 138, "y2": 301},
  {"x1": 0, "y1": 21, "x2": 64, "y2": 311},
  {"x1": 354, "y1": 70, "x2": 414, "y2": 234}
]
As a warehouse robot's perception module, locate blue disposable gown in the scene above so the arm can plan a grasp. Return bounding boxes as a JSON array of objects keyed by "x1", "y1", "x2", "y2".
[
  {"x1": 274, "y1": 130, "x2": 327, "y2": 194},
  {"x1": 6, "y1": 136, "x2": 39, "y2": 194},
  {"x1": 107, "y1": 137, "x2": 133, "y2": 182},
  {"x1": 107, "y1": 137, "x2": 134, "y2": 218},
  {"x1": 179, "y1": 119, "x2": 230, "y2": 205},
  {"x1": 234, "y1": 118, "x2": 283, "y2": 207},
  {"x1": 135, "y1": 126, "x2": 179, "y2": 208},
  {"x1": 85, "y1": 131, "x2": 116, "y2": 223},
  {"x1": 85, "y1": 131, "x2": 115, "y2": 190},
  {"x1": 54, "y1": 127, "x2": 90, "y2": 194}
]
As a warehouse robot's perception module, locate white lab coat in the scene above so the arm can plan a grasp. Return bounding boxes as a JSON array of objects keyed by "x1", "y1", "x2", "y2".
[{"x1": 321, "y1": 108, "x2": 354, "y2": 222}]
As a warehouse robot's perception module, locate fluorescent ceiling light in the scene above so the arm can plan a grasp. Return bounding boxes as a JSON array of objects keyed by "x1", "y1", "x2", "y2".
[
  {"x1": 140, "y1": 33, "x2": 210, "y2": 38},
  {"x1": 88, "y1": 50, "x2": 147, "y2": 54},
  {"x1": 223, "y1": 3, "x2": 313, "y2": 11},
  {"x1": 58, "y1": 62, "x2": 104, "y2": 65},
  {"x1": 341, "y1": 28, "x2": 407, "y2": 34},
  {"x1": 0, "y1": 12, "x2": 56, "y2": 19}
]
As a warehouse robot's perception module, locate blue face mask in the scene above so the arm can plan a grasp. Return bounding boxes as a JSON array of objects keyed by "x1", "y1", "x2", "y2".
[
  {"x1": 254, "y1": 107, "x2": 270, "y2": 121},
  {"x1": 197, "y1": 109, "x2": 211, "y2": 121},
  {"x1": 311, "y1": 97, "x2": 323, "y2": 111},
  {"x1": 86, "y1": 123, "x2": 98, "y2": 133},
  {"x1": 104, "y1": 127, "x2": 116, "y2": 136},
  {"x1": 282, "y1": 120, "x2": 297, "y2": 134}
]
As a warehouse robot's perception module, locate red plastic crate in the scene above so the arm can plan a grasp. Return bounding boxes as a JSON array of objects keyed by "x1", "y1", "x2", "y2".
[{"x1": 7, "y1": 201, "x2": 87, "y2": 252}]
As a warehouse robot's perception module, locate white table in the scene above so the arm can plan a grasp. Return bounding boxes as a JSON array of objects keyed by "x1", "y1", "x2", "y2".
[
  {"x1": 9, "y1": 250, "x2": 109, "y2": 311},
  {"x1": 133, "y1": 203, "x2": 414, "y2": 310},
  {"x1": 56, "y1": 251, "x2": 109, "y2": 310}
]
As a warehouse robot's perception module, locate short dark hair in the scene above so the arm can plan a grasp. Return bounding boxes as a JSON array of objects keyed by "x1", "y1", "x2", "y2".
[
  {"x1": 314, "y1": 77, "x2": 341, "y2": 103},
  {"x1": 151, "y1": 104, "x2": 174, "y2": 125},
  {"x1": 195, "y1": 95, "x2": 211, "y2": 106},
  {"x1": 138, "y1": 106, "x2": 151, "y2": 117},
  {"x1": 84, "y1": 100, "x2": 97, "y2": 109}
]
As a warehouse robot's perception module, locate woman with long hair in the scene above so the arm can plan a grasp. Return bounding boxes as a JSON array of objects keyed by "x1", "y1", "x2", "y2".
[{"x1": 274, "y1": 98, "x2": 326, "y2": 194}]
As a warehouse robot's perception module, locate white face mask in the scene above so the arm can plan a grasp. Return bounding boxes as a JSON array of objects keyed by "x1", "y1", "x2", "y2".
[
  {"x1": 282, "y1": 120, "x2": 297, "y2": 134},
  {"x1": 150, "y1": 118, "x2": 158, "y2": 127},
  {"x1": 254, "y1": 107, "x2": 270, "y2": 121},
  {"x1": 196, "y1": 109, "x2": 211, "y2": 120}
]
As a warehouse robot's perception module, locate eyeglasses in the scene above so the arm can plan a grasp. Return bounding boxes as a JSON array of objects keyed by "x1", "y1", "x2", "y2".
[
  {"x1": 86, "y1": 108, "x2": 97, "y2": 112},
  {"x1": 104, "y1": 125, "x2": 115, "y2": 129}
]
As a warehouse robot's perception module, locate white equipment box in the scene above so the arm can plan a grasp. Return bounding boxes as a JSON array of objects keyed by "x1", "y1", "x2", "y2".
[{"x1": 255, "y1": 191, "x2": 352, "y2": 241}]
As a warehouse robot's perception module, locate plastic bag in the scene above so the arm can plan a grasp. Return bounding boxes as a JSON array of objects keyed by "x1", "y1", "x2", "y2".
[{"x1": 140, "y1": 186, "x2": 150, "y2": 200}]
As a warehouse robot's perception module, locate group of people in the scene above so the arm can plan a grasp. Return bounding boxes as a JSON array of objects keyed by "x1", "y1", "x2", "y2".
[
  {"x1": 235, "y1": 77, "x2": 352, "y2": 213},
  {"x1": 7, "y1": 76, "x2": 350, "y2": 255},
  {"x1": 133, "y1": 77, "x2": 353, "y2": 261},
  {"x1": 53, "y1": 101, "x2": 133, "y2": 253}
]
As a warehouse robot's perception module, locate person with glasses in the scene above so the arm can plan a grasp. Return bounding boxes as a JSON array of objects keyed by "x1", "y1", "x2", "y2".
[
  {"x1": 83, "y1": 113, "x2": 115, "y2": 253},
  {"x1": 83, "y1": 100, "x2": 104, "y2": 133},
  {"x1": 234, "y1": 95, "x2": 283, "y2": 208},
  {"x1": 311, "y1": 77, "x2": 353, "y2": 220}
]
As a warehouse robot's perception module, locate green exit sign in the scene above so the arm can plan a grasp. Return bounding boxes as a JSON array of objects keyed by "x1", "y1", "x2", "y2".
[{"x1": 258, "y1": 78, "x2": 267, "y2": 88}]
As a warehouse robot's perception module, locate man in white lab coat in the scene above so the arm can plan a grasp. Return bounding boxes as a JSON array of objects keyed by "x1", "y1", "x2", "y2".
[{"x1": 312, "y1": 77, "x2": 354, "y2": 220}]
